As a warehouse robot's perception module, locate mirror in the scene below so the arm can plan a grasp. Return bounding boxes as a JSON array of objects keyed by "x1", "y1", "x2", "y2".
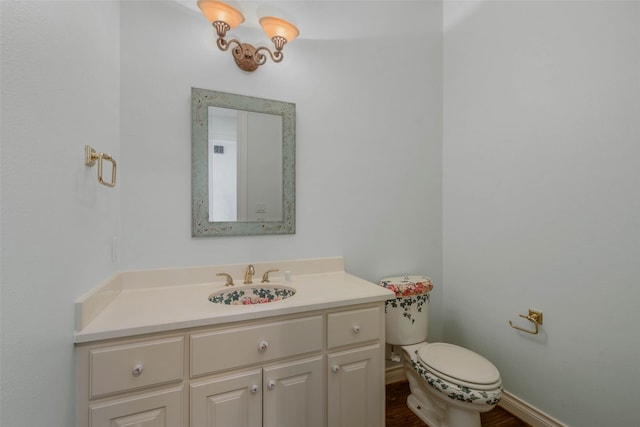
[{"x1": 192, "y1": 88, "x2": 295, "y2": 236}]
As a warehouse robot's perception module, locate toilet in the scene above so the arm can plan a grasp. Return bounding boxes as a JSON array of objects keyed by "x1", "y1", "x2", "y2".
[{"x1": 380, "y1": 275, "x2": 503, "y2": 427}]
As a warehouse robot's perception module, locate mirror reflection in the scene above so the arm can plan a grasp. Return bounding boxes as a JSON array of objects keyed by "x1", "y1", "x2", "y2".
[
  {"x1": 192, "y1": 88, "x2": 295, "y2": 237},
  {"x1": 208, "y1": 107, "x2": 282, "y2": 222}
]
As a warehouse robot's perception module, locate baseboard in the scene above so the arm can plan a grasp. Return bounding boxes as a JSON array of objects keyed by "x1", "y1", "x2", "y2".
[
  {"x1": 385, "y1": 364, "x2": 406, "y2": 384},
  {"x1": 497, "y1": 391, "x2": 567, "y2": 427},
  {"x1": 384, "y1": 370, "x2": 567, "y2": 427}
]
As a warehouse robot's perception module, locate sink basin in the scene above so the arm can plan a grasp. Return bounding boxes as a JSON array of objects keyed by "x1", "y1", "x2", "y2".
[{"x1": 209, "y1": 285, "x2": 296, "y2": 305}]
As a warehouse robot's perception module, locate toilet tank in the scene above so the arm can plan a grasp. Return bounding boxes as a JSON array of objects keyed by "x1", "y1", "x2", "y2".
[{"x1": 379, "y1": 275, "x2": 433, "y2": 345}]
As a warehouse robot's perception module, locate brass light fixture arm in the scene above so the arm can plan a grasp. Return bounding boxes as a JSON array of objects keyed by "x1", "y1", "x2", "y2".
[
  {"x1": 216, "y1": 37, "x2": 265, "y2": 71},
  {"x1": 213, "y1": 22, "x2": 286, "y2": 71},
  {"x1": 255, "y1": 45, "x2": 283, "y2": 63},
  {"x1": 216, "y1": 36, "x2": 239, "y2": 52},
  {"x1": 509, "y1": 309, "x2": 543, "y2": 335}
]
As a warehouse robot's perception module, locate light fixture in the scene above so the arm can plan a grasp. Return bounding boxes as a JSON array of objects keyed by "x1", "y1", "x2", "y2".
[{"x1": 197, "y1": 0, "x2": 299, "y2": 72}]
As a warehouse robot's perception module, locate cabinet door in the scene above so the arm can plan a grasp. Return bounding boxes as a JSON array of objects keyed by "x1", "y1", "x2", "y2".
[
  {"x1": 90, "y1": 386, "x2": 183, "y2": 427},
  {"x1": 263, "y1": 356, "x2": 324, "y2": 427},
  {"x1": 327, "y1": 344, "x2": 383, "y2": 427},
  {"x1": 190, "y1": 369, "x2": 262, "y2": 427}
]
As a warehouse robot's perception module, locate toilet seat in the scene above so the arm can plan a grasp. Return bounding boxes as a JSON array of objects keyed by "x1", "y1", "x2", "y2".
[
  {"x1": 409, "y1": 356, "x2": 503, "y2": 407},
  {"x1": 417, "y1": 343, "x2": 501, "y2": 390}
]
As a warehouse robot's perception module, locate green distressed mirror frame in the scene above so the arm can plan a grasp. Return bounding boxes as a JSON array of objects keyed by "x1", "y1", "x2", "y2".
[{"x1": 191, "y1": 88, "x2": 296, "y2": 237}]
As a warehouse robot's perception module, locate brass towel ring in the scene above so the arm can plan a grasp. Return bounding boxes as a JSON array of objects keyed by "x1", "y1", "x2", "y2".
[
  {"x1": 509, "y1": 309, "x2": 543, "y2": 335},
  {"x1": 85, "y1": 145, "x2": 117, "y2": 188}
]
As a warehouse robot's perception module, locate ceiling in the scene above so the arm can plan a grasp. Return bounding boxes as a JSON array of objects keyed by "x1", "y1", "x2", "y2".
[{"x1": 174, "y1": 0, "x2": 441, "y2": 41}]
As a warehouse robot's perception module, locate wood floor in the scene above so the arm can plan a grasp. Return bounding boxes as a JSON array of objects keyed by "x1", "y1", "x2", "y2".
[{"x1": 386, "y1": 381, "x2": 531, "y2": 427}]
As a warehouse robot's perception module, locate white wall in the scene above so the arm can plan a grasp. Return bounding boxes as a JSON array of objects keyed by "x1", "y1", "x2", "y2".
[
  {"x1": 119, "y1": 1, "x2": 443, "y2": 330},
  {"x1": 0, "y1": 1, "x2": 442, "y2": 426},
  {"x1": 1, "y1": 1, "x2": 120, "y2": 426},
  {"x1": 443, "y1": 1, "x2": 640, "y2": 426}
]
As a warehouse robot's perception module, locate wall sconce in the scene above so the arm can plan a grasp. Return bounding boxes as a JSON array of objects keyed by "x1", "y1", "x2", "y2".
[{"x1": 197, "y1": 0, "x2": 299, "y2": 72}]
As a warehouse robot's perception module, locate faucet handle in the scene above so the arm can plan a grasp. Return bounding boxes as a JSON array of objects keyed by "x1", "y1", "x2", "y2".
[
  {"x1": 261, "y1": 269, "x2": 280, "y2": 283},
  {"x1": 216, "y1": 273, "x2": 234, "y2": 286}
]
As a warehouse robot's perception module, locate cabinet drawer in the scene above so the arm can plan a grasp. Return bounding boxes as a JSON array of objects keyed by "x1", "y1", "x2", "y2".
[
  {"x1": 191, "y1": 315, "x2": 323, "y2": 377},
  {"x1": 90, "y1": 337, "x2": 184, "y2": 398},
  {"x1": 327, "y1": 307, "x2": 381, "y2": 349}
]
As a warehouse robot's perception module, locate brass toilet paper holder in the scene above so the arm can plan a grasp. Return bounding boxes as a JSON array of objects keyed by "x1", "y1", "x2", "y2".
[{"x1": 509, "y1": 309, "x2": 543, "y2": 335}]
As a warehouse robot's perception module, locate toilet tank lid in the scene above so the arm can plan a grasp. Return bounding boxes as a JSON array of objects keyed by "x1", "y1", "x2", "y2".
[{"x1": 379, "y1": 275, "x2": 433, "y2": 297}]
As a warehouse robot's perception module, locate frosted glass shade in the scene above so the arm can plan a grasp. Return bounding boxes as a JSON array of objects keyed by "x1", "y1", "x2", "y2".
[
  {"x1": 259, "y1": 16, "x2": 300, "y2": 43},
  {"x1": 197, "y1": 0, "x2": 245, "y2": 29}
]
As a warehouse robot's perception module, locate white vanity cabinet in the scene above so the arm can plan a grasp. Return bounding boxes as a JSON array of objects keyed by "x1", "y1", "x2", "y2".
[
  {"x1": 189, "y1": 315, "x2": 324, "y2": 427},
  {"x1": 76, "y1": 303, "x2": 386, "y2": 427}
]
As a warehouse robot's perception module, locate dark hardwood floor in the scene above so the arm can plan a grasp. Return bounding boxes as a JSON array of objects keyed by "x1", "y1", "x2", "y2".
[{"x1": 386, "y1": 381, "x2": 531, "y2": 427}]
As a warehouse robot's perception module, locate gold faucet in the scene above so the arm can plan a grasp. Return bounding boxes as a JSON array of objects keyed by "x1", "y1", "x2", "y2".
[
  {"x1": 216, "y1": 272, "x2": 234, "y2": 286},
  {"x1": 261, "y1": 268, "x2": 279, "y2": 283},
  {"x1": 244, "y1": 264, "x2": 255, "y2": 284}
]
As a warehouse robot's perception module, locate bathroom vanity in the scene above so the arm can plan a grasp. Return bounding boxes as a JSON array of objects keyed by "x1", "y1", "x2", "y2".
[{"x1": 75, "y1": 257, "x2": 393, "y2": 427}]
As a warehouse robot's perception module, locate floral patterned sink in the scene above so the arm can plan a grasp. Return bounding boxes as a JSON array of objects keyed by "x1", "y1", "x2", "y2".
[{"x1": 208, "y1": 285, "x2": 296, "y2": 305}]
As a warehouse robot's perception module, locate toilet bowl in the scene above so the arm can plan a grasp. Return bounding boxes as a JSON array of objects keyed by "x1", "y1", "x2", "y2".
[{"x1": 380, "y1": 276, "x2": 503, "y2": 427}]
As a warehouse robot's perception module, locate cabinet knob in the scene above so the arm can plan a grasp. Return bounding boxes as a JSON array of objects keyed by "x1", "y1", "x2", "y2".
[
  {"x1": 352, "y1": 325, "x2": 361, "y2": 334},
  {"x1": 259, "y1": 341, "x2": 269, "y2": 351},
  {"x1": 132, "y1": 363, "x2": 144, "y2": 376},
  {"x1": 332, "y1": 365, "x2": 340, "y2": 373},
  {"x1": 251, "y1": 384, "x2": 259, "y2": 393},
  {"x1": 267, "y1": 380, "x2": 276, "y2": 390}
]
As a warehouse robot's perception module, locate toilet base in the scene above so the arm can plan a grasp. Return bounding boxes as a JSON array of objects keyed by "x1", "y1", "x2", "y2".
[
  {"x1": 401, "y1": 343, "x2": 499, "y2": 427},
  {"x1": 406, "y1": 385, "x2": 482, "y2": 427},
  {"x1": 407, "y1": 393, "x2": 444, "y2": 427}
]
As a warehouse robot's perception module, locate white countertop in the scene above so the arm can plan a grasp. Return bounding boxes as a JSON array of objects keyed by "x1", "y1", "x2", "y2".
[{"x1": 75, "y1": 257, "x2": 394, "y2": 343}]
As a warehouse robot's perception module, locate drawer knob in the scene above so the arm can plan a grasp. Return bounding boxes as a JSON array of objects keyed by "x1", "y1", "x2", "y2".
[
  {"x1": 267, "y1": 380, "x2": 276, "y2": 390},
  {"x1": 251, "y1": 384, "x2": 259, "y2": 393},
  {"x1": 332, "y1": 365, "x2": 340, "y2": 373},
  {"x1": 352, "y1": 325, "x2": 361, "y2": 334},
  {"x1": 132, "y1": 363, "x2": 144, "y2": 376},
  {"x1": 259, "y1": 341, "x2": 269, "y2": 351}
]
